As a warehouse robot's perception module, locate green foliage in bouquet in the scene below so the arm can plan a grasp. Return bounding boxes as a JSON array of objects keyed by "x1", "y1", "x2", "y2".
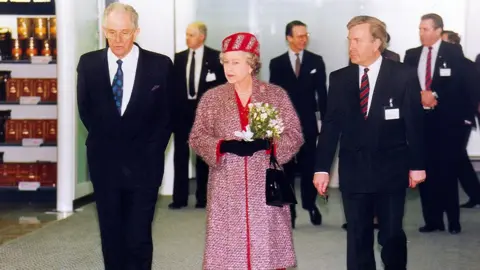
[{"x1": 247, "y1": 102, "x2": 285, "y2": 140}]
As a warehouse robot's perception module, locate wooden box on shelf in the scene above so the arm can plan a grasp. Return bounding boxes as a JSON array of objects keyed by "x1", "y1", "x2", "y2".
[
  {"x1": 0, "y1": 162, "x2": 56, "y2": 187},
  {"x1": 4, "y1": 78, "x2": 57, "y2": 102},
  {"x1": 4, "y1": 119, "x2": 57, "y2": 143},
  {"x1": 6, "y1": 78, "x2": 20, "y2": 101}
]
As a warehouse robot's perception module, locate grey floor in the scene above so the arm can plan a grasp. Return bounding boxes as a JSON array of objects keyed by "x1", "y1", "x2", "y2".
[{"x1": 0, "y1": 188, "x2": 479, "y2": 270}]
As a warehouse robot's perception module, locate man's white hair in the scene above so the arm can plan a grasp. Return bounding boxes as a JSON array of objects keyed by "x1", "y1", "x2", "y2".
[{"x1": 102, "y1": 3, "x2": 139, "y2": 29}]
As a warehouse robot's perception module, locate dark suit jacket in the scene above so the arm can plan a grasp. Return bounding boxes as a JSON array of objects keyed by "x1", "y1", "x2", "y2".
[
  {"x1": 404, "y1": 42, "x2": 474, "y2": 136},
  {"x1": 315, "y1": 58, "x2": 425, "y2": 193},
  {"x1": 173, "y1": 46, "x2": 226, "y2": 129},
  {"x1": 269, "y1": 50, "x2": 327, "y2": 138},
  {"x1": 383, "y1": 49, "x2": 401, "y2": 62},
  {"x1": 77, "y1": 45, "x2": 174, "y2": 188}
]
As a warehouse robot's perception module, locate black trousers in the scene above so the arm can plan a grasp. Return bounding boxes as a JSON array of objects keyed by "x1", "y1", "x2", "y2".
[
  {"x1": 172, "y1": 122, "x2": 209, "y2": 205},
  {"x1": 420, "y1": 119, "x2": 462, "y2": 228},
  {"x1": 458, "y1": 125, "x2": 480, "y2": 203},
  {"x1": 94, "y1": 185, "x2": 159, "y2": 270},
  {"x1": 284, "y1": 133, "x2": 317, "y2": 210},
  {"x1": 342, "y1": 191, "x2": 407, "y2": 270}
]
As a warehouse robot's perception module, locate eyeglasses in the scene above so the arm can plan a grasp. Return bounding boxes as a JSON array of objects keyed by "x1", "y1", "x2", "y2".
[{"x1": 104, "y1": 28, "x2": 135, "y2": 40}]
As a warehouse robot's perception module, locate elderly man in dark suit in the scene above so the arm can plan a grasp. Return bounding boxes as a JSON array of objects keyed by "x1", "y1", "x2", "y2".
[
  {"x1": 269, "y1": 20, "x2": 327, "y2": 228},
  {"x1": 77, "y1": 3, "x2": 173, "y2": 270},
  {"x1": 314, "y1": 16, "x2": 425, "y2": 270},
  {"x1": 169, "y1": 22, "x2": 226, "y2": 210},
  {"x1": 404, "y1": 14, "x2": 476, "y2": 234}
]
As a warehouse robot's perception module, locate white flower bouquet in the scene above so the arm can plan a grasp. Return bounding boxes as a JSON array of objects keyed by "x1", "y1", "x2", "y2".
[{"x1": 234, "y1": 102, "x2": 284, "y2": 141}]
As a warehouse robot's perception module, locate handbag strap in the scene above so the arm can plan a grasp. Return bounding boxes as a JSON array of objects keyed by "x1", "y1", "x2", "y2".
[{"x1": 269, "y1": 143, "x2": 281, "y2": 170}]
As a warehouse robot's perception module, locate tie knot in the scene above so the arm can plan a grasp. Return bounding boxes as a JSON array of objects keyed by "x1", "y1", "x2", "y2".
[
  {"x1": 428, "y1": 46, "x2": 432, "y2": 51},
  {"x1": 364, "y1": 68, "x2": 369, "y2": 73},
  {"x1": 192, "y1": 50, "x2": 196, "y2": 56},
  {"x1": 116, "y1": 59, "x2": 123, "y2": 66},
  {"x1": 295, "y1": 53, "x2": 299, "y2": 57}
]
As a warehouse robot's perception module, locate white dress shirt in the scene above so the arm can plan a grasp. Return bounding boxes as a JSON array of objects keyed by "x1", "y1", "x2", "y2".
[
  {"x1": 288, "y1": 49, "x2": 304, "y2": 74},
  {"x1": 186, "y1": 45, "x2": 204, "y2": 99},
  {"x1": 107, "y1": 44, "x2": 139, "y2": 115},
  {"x1": 315, "y1": 55, "x2": 383, "y2": 175},
  {"x1": 417, "y1": 38, "x2": 441, "y2": 90},
  {"x1": 358, "y1": 55, "x2": 383, "y2": 116}
]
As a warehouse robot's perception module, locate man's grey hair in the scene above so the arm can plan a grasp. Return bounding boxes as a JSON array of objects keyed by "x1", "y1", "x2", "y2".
[{"x1": 102, "y1": 3, "x2": 139, "y2": 29}]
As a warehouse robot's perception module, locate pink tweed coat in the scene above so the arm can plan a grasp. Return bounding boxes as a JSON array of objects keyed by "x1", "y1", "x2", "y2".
[{"x1": 189, "y1": 77, "x2": 304, "y2": 270}]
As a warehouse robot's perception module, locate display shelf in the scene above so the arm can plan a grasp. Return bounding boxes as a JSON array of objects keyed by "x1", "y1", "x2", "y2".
[
  {"x1": 0, "y1": 101, "x2": 57, "y2": 105},
  {"x1": 0, "y1": 142, "x2": 56, "y2": 147},
  {"x1": 0, "y1": 60, "x2": 56, "y2": 64}
]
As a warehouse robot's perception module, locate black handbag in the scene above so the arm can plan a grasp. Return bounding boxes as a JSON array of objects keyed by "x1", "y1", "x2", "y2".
[{"x1": 265, "y1": 146, "x2": 297, "y2": 207}]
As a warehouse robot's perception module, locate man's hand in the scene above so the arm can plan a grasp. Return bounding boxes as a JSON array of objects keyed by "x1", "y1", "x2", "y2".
[
  {"x1": 313, "y1": 173, "x2": 329, "y2": 196},
  {"x1": 409, "y1": 170, "x2": 426, "y2": 188},
  {"x1": 421, "y1": 90, "x2": 437, "y2": 107}
]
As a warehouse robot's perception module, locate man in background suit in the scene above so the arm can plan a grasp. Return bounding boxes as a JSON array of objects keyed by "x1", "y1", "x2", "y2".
[
  {"x1": 169, "y1": 22, "x2": 226, "y2": 209},
  {"x1": 441, "y1": 30, "x2": 480, "y2": 208},
  {"x1": 269, "y1": 20, "x2": 327, "y2": 228},
  {"x1": 77, "y1": 3, "x2": 173, "y2": 269},
  {"x1": 314, "y1": 16, "x2": 425, "y2": 270},
  {"x1": 383, "y1": 33, "x2": 401, "y2": 62},
  {"x1": 404, "y1": 13, "x2": 473, "y2": 234}
]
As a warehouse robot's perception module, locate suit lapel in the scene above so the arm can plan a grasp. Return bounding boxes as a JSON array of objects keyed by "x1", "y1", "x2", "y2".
[
  {"x1": 122, "y1": 47, "x2": 146, "y2": 118},
  {"x1": 432, "y1": 41, "x2": 445, "y2": 86},
  {"x1": 198, "y1": 47, "x2": 209, "y2": 95},
  {"x1": 368, "y1": 59, "x2": 391, "y2": 120},
  {"x1": 101, "y1": 49, "x2": 121, "y2": 117},
  {"x1": 281, "y1": 52, "x2": 297, "y2": 79},
  {"x1": 299, "y1": 51, "x2": 312, "y2": 79}
]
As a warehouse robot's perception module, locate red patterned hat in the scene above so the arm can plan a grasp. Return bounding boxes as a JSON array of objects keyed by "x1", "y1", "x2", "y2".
[{"x1": 221, "y1": 32, "x2": 260, "y2": 57}]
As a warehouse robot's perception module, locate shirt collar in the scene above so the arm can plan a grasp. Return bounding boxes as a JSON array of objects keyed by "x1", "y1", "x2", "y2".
[
  {"x1": 424, "y1": 38, "x2": 442, "y2": 52},
  {"x1": 359, "y1": 55, "x2": 383, "y2": 73},
  {"x1": 107, "y1": 44, "x2": 139, "y2": 69},
  {"x1": 288, "y1": 49, "x2": 304, "y2": 59},
  {"x1": 190, "y1": 44, "x2": 204, "y2": 56}
]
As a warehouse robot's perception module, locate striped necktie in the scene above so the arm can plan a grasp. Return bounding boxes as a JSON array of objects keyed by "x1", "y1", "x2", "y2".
[{"x1": 360, "y1": 68, "x2": 370, "y2": 119}]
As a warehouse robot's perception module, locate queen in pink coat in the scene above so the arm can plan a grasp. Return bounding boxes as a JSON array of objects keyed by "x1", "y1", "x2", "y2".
[{"x1": 189, "y1": 32, "x2": 304, "y2": 270}]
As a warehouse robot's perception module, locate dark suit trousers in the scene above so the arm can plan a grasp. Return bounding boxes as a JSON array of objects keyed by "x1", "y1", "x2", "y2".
[
  {"x1": 284, "y1": 133, "x2": 317, "y2": 209},
  {"x1": 94, "y1": 184, "x2": 159, "y2": 270},
  {"x1": 173, "y1": 101, "x2": 209, "y2": 205},
  {"x1": 420, "y1": 115, "x2": 461, "y2": 228},
  {"x1": 458, "y1": 125, "x2": 480, "y2": 203},
  {"x1": 342, "y1": 191, "x2": 407, "y2": 270}
]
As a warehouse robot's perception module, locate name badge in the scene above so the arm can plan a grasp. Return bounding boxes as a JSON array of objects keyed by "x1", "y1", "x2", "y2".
[
  {"x1": 206, "y1": 72, "x2": 216, "y2": 82},
  {"x1": 440, "y1": 68, "x2": 451, "y2": 77},
  {"x1": 384, "y1": 98, "x2": 400, "y2": 120}
]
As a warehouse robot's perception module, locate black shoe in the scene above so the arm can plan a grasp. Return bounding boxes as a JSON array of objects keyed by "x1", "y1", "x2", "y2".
[
  {"x1": 460, "y1": 200, "x2": 480, "y2": 208},
  {"x1": 290, "y1": 205, "x2": 296, "y2": 229},
  {"x1": 418, "y1": 225, "x2": 445, "y2": 233},
  {"x1": 309, "y1": 206, "x2": 322, "y2": 226},
  {"x1": 341, "y1": 223, "x2": 347, "y2": 230},
  {"x1": 448, "y1": 223, "x2": 461, "y2": 234},
  {"x1": 373, "y1": 223, "x2": 379, "y2": 230},
  {"x1": 168, "y1": 202, "x2": 187, "y2": 209},
  {"x1": 195, "y1": 202, "x2": 206, "y2": 209}
]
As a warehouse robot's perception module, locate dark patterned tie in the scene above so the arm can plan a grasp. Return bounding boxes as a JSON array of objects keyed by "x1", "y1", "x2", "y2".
[
  {"x1": 425, "y1": 46, "x2": 433, "y2": 90},
  {"x1": 112, "y1": 59, "x2": 123, "y2": 114},
  {"x1": 189, "y1": 50, "x2": 196, "y2": 98},
  {"x1": 360, "y1": 68, "x2": 370, "y2": 119},
  {"x1": 295, "y1": 53, "x2": 301, "y2": 77}
]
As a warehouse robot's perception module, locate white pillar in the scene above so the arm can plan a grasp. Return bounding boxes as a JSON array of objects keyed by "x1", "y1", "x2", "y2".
[{"x1": 56, "y1": 0, "x2": 77, "y2": 212}]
